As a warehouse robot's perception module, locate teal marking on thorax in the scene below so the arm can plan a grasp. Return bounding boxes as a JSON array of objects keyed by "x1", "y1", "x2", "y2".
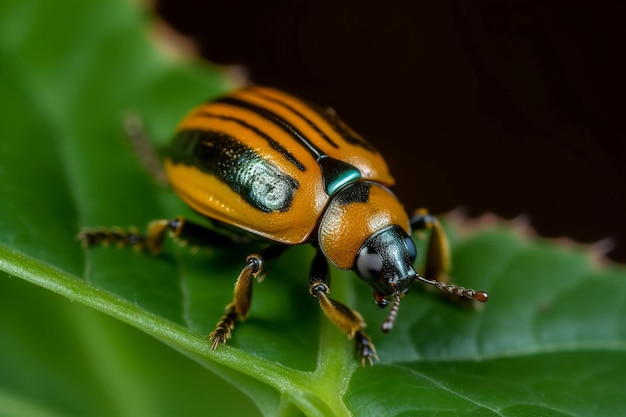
[{"x1": 319, "y1": 156, "x2": 362, "y2": 196}]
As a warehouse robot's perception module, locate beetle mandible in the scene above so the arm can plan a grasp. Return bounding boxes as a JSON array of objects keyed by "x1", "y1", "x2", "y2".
[{"x1": 79, "y1": 86, "x2": 488, "y2": 365}]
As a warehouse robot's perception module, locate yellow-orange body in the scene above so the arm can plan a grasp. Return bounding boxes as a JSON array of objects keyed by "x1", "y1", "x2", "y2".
[
  {"x1": 80, "y1": 86, "x2": 488, "y2": 364},
  {"x1": 165, "y1": 86, "x2": 410, "y2": 269}
]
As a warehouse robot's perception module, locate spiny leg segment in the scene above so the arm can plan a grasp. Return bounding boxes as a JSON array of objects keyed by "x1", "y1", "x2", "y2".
[
  {"x1": 308, "y1": 248, "x2": 377, "y2": 365},
  {"x1": 208, "y1": 245, "x2": 286, "y2": 349}
]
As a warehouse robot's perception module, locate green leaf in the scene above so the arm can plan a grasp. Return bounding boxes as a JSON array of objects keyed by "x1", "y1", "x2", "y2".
[{"x1": 1, "y1": 0, "x2": 625, "y2": 416}]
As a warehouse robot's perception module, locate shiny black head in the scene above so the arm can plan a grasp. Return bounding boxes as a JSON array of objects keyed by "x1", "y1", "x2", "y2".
[{"x1": 354, "y1": 225, "x2": 417, "y2": 308}]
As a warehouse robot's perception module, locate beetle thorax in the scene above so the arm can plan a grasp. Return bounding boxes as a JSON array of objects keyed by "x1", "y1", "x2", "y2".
[{"x1": 317, "y1": 182, "x2": 410, "y2": 270}]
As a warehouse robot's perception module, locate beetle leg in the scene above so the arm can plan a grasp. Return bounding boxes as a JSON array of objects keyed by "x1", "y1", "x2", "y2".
[
  {"x1": 77, "y1": 225, "x2": 147, "y2": 252},
  {"x1": 123, "y1": 113, "x2": 168, "y2": 186},
  {"x1": 208, "y1": 254, "x2": 259, "y2": 349},
  {"x1": 209, "y1": 245, "x2": 286, "y2": 349},
  {"x1": 410, "y1": 208, "x2": 451, "y2": 283},
  {"x1": 78, "y1": 216, "x2": 246, "y2": 255},
  {"x1": 308, "y1": 249, "x2": 378, "y2": 365},
  {"x1": 409, "y1": 209, "x2": 489, "y2": 304}
]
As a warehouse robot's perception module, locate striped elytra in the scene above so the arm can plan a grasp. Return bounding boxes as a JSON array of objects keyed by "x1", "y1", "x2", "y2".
[{"x1": 165, "y1": 86, "x2": 397, "y2": 246}]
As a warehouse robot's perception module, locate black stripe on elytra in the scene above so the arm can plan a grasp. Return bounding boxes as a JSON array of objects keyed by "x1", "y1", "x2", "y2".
[
  {"x1": 197, "y1": 111, "x2": 305, "y2": 171},
  {"x1": 252, "y1": 90, "x2": 339, "y2": 149},
  {"x1": 308, "y1": 103, "x2": 377, "y2": 153},
  {"x1": 217, "y1": 97, "x2": 325, "y2": 161}
]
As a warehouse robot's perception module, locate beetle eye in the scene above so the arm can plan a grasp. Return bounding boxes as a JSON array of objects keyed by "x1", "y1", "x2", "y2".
[
  {"x1": 404, "y1": 236, "x2": 417, "y2": 261},
  {"x1": 355, "y1": 246, "x2": 384, "y2": 284}
]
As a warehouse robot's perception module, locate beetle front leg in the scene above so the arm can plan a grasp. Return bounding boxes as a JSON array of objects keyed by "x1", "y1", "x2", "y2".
[
  {"x1": 410, "y1": 208, "x2": 451, "y2": 282},
  {"x1": 410, "y1": 209, "x2": 489, "y2": 304},
  {"x1": 308, "y1": 249, "x2": 377, "y2": 365}
]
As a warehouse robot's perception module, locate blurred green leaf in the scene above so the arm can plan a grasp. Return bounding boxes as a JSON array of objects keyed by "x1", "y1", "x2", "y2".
[{"x1": 1, "y1": 0, "x2": 625, "y2": 416}]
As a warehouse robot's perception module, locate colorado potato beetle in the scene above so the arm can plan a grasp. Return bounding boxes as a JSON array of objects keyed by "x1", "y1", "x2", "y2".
[{"x1": 79, "y1": 86, "x2": 488, "y2": 365}]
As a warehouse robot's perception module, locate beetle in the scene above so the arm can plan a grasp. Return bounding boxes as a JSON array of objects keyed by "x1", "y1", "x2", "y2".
[{"x1": 79, "y1": 86, "x2": 488, "y2": 365}]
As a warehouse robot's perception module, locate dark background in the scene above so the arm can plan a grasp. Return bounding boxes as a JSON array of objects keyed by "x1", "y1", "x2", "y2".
[{"x1": 156, "y1": 0, "x2": 625, "y2": 263}]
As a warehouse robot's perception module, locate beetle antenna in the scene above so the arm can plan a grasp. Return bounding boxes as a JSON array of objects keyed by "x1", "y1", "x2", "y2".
[
  {"x1": 381, "y1": 294, "x2": 401, "y2": 333},
  {"x1": 416, "y1": 274, "x2": 489, "y2": 303}
]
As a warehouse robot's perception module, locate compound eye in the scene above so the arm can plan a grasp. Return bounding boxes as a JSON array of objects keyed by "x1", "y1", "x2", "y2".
[
  {"x1": 355, "y1": 246, "x2": 384, "y2": 284},
  {"x1": 404, "y1": 236, "x2": 417, "y2": 261}
]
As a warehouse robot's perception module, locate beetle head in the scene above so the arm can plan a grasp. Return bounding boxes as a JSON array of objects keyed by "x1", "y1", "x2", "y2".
[
  {"x1": 354, "y1": 225, "x2": 417, "y2": 308},
  {"x1": 318, "y1": 183, "x2": 489, "y2": 333}
]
